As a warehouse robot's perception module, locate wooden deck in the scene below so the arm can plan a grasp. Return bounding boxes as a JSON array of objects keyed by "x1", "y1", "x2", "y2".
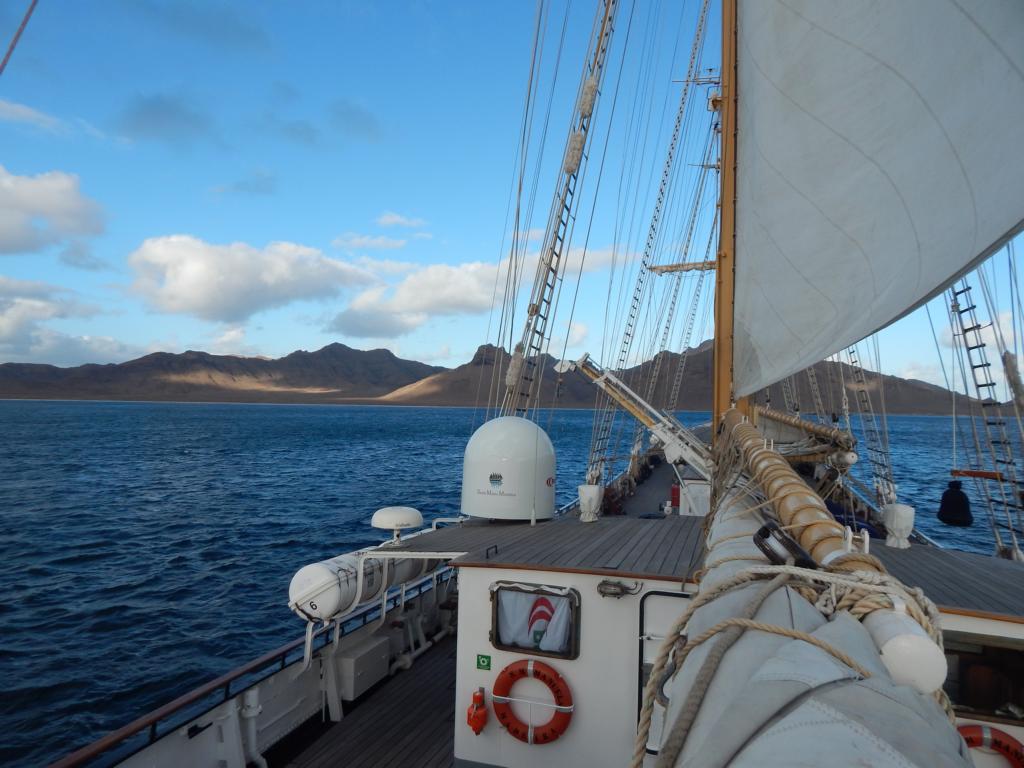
[
  {"x1": 285, "y1": 638, "x2": 456, "y2": 768},
  {"x1": 391, "y1": 513, "x2": 706, "y2": 583},
  {"x1": 874, "y1": 542, "x2": 1024, "y2": 620},
  {"x1": 620, "y1": 461, "x2": 677, "y2": 517}
]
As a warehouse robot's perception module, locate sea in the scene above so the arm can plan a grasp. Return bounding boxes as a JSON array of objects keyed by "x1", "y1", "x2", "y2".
[{"x1": 0, "y1": 400, "x2": 1002, "y2": 766}]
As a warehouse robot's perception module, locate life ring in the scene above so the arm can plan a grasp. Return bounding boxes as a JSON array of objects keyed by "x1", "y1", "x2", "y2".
[
  {"x1": 491, "y1": 659, "x2": 573, "y2": 744},
  {"x1": 959, "y1": 724, "x2": 1024, "y2": 767}
]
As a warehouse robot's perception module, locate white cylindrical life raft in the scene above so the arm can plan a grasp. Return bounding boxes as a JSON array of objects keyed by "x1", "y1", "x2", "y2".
[{"x1": 288, "y1": 551, "x2": 429, "y2": 622}]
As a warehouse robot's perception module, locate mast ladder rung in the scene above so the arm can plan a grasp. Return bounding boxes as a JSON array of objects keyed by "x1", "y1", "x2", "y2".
[{"x1": 958, "y1": 304, "x2": 977, "y2": 313}]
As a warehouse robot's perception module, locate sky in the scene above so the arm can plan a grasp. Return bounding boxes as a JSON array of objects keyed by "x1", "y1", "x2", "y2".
[{"x1": 0, "y1": 0, "x2": 1020, "y2": 396}]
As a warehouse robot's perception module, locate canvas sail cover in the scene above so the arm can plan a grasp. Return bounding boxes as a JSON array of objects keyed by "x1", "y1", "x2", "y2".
[{"x1": 732, "y1": 0, "x2": 1024, "y2": 396}]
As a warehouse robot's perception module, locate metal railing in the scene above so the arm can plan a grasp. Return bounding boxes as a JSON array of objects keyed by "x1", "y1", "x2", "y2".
[{"x1": 49, "y1": 567, "x2": 455, "y2": 768}]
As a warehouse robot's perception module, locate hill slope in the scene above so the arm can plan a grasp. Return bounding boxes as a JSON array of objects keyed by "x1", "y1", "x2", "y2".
[
  {"x1": 0, "y1": 343, "x2": 442, "y2": 403},
  {"x1": 0, "y1": 341, "x2": 975, "y2": 414}
]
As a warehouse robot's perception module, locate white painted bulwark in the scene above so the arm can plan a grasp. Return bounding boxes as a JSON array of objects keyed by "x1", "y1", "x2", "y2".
[{"x1": 461, "y1": 417, "x2": 556, "y2": 521}]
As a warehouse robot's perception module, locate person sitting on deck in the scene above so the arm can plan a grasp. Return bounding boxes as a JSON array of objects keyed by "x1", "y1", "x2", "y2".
[{"x1": 938, "y1": 480, "x2": 973, "y2": 526}]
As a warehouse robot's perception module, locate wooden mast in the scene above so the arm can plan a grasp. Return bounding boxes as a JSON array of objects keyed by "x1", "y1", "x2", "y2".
[{"x1": 712, "y1": 0, "x2": 739, "y2": 432}]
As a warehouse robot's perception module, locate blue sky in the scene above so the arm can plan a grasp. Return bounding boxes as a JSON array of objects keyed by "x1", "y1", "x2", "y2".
[{"x1": 0, "y1": 0, "x2": 1018, "y2": 394}]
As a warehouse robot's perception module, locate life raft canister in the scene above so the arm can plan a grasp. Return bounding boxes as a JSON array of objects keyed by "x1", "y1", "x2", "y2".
[
  {"x1": 958, "y1": 724, "x2": 1024, "y2": 768},
  {"x1": 491, "y1": 659, "x2": 573, "y2": 744}
]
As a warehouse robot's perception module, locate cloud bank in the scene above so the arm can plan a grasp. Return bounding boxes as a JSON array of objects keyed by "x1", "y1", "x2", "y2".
[
  {"x1": 0, "y1": 165, "x2": 103, "y2": 254},
  {"x1": 129, "y1": 235, "x2": 374, "y2": 323}
]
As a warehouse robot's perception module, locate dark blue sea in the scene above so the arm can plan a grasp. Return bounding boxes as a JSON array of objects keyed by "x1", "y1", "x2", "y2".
[{"x1": 0, "y1": 402, "x2": 999, "y2": 766}]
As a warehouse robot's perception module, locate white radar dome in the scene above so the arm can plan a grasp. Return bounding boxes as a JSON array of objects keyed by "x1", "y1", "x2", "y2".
[
  {"x1": 461, "y1": 416, "x2": 556, "y2": 521},
  {"x1": 371, "y1": 506, "x2": 423, "y2": 537}
]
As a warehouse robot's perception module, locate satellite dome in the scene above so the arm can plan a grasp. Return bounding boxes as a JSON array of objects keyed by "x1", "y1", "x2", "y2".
[{"x1": 461, "y1": 416, "x2": 556, "y2": 521}]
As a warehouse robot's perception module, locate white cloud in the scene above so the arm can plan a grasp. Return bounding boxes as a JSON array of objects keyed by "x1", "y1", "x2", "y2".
[
  {"x1": 0, "y1": 165, "x2": 104, "y2": 254},
  {"x1": 328, "y1": 286, "x2": 425, "y2": 338},
  {"x1": 354, "y1": 255, "x2": 416, "y2": 275},
  {"x1": 209, "y1": 325, "x2": 263, "y2": 357},
  {"x1": 563, "y1": 245, "x2": 638, "y2": 274},
  {"x1": 515, "y1": 227, "x2": 545, "y2": 243},
  {"x1": 129, "y1": 235, "x2": 374, "y2": 323},
  {"x1": 0, "y1": 99, "x2": 64, "y2": 133},
  {"x1": 332, "y1": 232, "x2": 407, "y2": 250},
  {"x1": 568, "y1": 321, "x2": 588, "y2": 347},
  {"x1": 413, "y1": 232, "x2": 433, "y2": 240},
  {"x1": 325, "y1": 242, "x2": 632, "y2": 340},
  {"x1": 328, "y1": 259, "x2": 498, "y2": 338},
  {"x1": 0, "y1": 275, "x2": 138, "y2": 366},
  {"x1": 376, "y1": 211, "x2": 426, "y2": 228},
  {"x1": 898, "y1": 363, "x2": 946, "y2": 388},
  {"x1": 941, "y1": 310, "x2": 1015, "y2": 352}
]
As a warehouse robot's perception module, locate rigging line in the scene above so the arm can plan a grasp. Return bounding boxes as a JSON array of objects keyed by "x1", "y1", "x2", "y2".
[
  {"x1": 509, "y1": 0, "x2": 574, "y2": 421},
  {"x1": 592, "y1": 0, "x2": 661, "y2": 450},
  {"x1": 639, "y1": 124, "x2": 716, "y2": 408},
  {"x1": 871, "y1": 335, "x2": 891, "y2": 457},
  {"x1": 502, "y1": 0, "x2": 620, "y2": 418},
  {"x1": 0, "y1": 0, "x2": 38, "y2": 78},
  {"x1": 512, "y1": 0, "x2": 572, "y2": 322},
  {"x1": 590, "y1": 0, "x2": 711, "y2": 480},
  {"x1": 600, "y1": 0, "x2": 662, "y2": 366},
  {"x1": 975, "y1": 265, "x2": 1024, "y2": 535},
  {"x1": 606, "y1": 0, "x2": 670, "y2": 334},
  {"x1": 505, "y1": 0, "x2": 551, "y2": 350},
  {"x1": 948, "y1": 287, "x2": 1013, "y2": 550},
  {"x1": 485, "y1": 0, "x2": 548, "y2": 419},
  {"x1": 546, "y1": 0, "x2": 638, "y2": 420},
  {"x1": 924, "y1": 301, "x2": 966, "y2": 475}
]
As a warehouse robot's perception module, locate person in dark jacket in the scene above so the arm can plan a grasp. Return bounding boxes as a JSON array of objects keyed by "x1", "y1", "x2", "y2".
[{"x1": 938, "y1": 480, "x2": 973, "y2": 526}]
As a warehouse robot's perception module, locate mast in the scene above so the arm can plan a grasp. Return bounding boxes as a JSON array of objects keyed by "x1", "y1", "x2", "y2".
[{"x1": 711, "y1": 0, "x2": 739, "y2": 430}]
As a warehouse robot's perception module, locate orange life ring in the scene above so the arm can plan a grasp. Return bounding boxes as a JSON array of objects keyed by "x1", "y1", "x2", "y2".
[
  {"x1": 959, "y1": 724, "x2": 1024, "y2": 767},
  {"x1": 491, "y1": 659, "x2": 573, "y2": 744}
]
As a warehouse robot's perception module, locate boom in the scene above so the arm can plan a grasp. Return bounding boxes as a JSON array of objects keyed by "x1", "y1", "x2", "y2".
[{"x1": 556, "y1": 354, "x2": 710, "y2": 481}]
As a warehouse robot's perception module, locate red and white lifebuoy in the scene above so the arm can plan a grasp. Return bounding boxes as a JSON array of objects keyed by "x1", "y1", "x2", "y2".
[
  {"x1": 491, "y1": 659, "x2": 573, "y2": 744},
  {"x1": 959, "y1": 724, "x2": 1024, "y2": 768}
]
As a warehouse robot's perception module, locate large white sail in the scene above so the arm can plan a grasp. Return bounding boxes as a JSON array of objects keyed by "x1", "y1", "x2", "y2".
[{"x1": 732, "y1": 0, "x2": 1024, "y2": 396}]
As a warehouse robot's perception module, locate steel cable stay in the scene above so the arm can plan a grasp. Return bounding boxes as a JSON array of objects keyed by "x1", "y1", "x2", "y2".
[
  {"x1": 947, "y1": 280, "x2": 1023, "y2": 557},
  {"x1": 923, "y1": 299, "x2": 1000, "y2": 548},
  {"x1": 483, "y1": 0, "x2": 555, "y2": 419},
  {"x1": 544, "y1": 0, "x2": 642, "y2": 429},
  {"x1": 501, "y1": 0, "x2": 621, "y2": 419},
  {"x1": 587, "y1": 0, "x2": 713, "y2": 485}
]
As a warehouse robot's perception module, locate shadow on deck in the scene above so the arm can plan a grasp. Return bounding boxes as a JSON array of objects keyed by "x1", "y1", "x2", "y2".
[{"x1": 285, "y1": 637, "x2": 456, "y2": 768}]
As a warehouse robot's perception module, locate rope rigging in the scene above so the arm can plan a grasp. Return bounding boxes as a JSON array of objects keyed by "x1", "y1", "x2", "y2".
[
  {"x1": 500, "y1": 0, "x2": 621, "y2": 420},
  {"x1": 586, "y1": 0, "x2": 713, "y2": 485},
  {"x1": 0, "y1": 0, "x2": 38, "y2": 78}
]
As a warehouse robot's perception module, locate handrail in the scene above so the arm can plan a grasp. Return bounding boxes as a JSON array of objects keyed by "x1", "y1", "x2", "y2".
[{"x1": 49, "y1": 567, "x2": 454, "y2": 768}]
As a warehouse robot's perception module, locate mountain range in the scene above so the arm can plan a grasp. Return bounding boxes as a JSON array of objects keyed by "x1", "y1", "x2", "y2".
[{"x1": 0, "y1": 341, "x2": 972, "y2": 414}]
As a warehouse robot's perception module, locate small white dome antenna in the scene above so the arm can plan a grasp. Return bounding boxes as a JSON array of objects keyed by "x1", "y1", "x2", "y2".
[{"x1": 371, "y1": 506, "x2": 424, "y2": 542}]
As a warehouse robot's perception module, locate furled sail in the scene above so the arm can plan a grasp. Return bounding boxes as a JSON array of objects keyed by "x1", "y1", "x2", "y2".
[{"x1": 732, "y1": 0, "x2": 1024, "y2": 396}]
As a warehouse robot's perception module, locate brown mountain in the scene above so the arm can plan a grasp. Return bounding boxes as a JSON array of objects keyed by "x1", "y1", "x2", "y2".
[
  {"x1": 381, "y1": 342, "x2": 979, "y2": 415},
  {"x1": 0, "y1": 341, "x2": 975, "y2": 414},
  {"x1": 0, "y1": 343, "x2": 442, "y2": 403}
]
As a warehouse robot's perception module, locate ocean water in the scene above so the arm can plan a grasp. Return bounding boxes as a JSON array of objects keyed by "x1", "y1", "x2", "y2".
[{"x1": 0, "y1": 401, "x2": 1000, "y2": 766}]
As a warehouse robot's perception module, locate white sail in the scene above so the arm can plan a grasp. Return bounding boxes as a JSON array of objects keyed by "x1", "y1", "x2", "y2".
[{"x1": 732, "y1": 0, "x2": 1024, "y2": 396}]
